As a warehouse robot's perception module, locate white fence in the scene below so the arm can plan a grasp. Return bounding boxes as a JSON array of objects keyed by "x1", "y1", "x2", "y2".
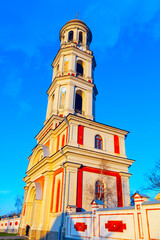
[
  {"x1": 65, "y1": 195, "x2": 160, "y2": 240},
  {"x1": 0, "y1": 216, "x2": 20, "y2": 233}
]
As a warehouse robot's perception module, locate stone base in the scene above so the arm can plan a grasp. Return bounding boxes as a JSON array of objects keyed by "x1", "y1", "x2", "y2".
[
  {"x1": 19, "y1": 227, "x2": 26, "y2": 236},
  {"x1": 30, "y1": 229, "x2": 37, "y2": 240},
  {"x1": 18, "y1": 228, "x2": 59, "y2": 240},
  {"x1": 36, "y1": 230, "x2": 49, "y2": 240},
  {"x1": 47, "y1": 231, "x2": 58, "y2": 240}
]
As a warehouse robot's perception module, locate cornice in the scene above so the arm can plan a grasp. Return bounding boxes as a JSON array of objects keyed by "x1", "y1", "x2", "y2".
[
  {"x1": 51, "y1": 46, "x2": 93, "y2": 68},
  {"x1": 24, "y1": 144, "x2": 134, "y2": 182},
  {"x1": 47, "y1": 75, "x2": 95, "y2": 96},
  {"x1": 35, "y1": 114, "x2": 63, "y2": 140},
  {"x1": 67, "y1": 114, "x2": 129, "y2": 136},
  {"x1": 61, "y1": 145, "x2": 135, "y2": 166}
]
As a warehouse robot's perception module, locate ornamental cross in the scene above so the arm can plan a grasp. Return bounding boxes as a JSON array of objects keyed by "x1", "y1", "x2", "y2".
[{"x1": 76, "y1": 12, "x2": 80, "y2": 19}]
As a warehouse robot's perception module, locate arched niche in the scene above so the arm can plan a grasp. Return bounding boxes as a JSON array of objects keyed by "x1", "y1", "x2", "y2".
[
  {"x1": 68, "y1": 30, "x2": 74, "y2": 42},
  {"x1": 26, "y1": 183, "x2": 36, "y2": 203},
  {"x1": 27, "y1": 145, "x2": 50, "y2": 170},
  {"x1": 76, "y1": 60, "x2": 84, "y2": 76},
  {"x1": 79, "y1": 31, "x2": 83, "y2": 43},
  {"x1": 75, "y1": 89, "x2": 85, "y2": 115}
]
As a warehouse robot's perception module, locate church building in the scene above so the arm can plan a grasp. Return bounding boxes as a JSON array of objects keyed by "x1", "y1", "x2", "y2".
[{"x1": 19, "y1": 19, "x2": 134, "y2": 240}]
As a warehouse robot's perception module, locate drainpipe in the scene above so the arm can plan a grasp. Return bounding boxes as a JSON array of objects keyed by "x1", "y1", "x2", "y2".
[
  {"x1": 59, "y1": 149, "x2": 67, "y2": 240},
  {"x1": 59, "y1": 116, "x2": 70, "y2": 240},
  {"x1": 64, "y1": 116, "x2": 70, "y2": 144}
]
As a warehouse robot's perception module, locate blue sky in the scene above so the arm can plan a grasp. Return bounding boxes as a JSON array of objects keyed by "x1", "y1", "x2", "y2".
[{"x1": 0, "y1": 0, "x2": 160, "y2": 215}]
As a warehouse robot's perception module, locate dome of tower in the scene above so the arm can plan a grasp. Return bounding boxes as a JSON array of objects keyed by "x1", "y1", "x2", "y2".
[{"x1": 59, "y1": 19, "x2": 92, "y2": 46}]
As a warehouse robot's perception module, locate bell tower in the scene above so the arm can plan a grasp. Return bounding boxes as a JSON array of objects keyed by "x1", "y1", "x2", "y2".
[
  {"x1": 20, "y1": 19, "x2": 134, "y2": 240},
  {"x1": 46, "y1": 19, "x2": 97, "y2": 121}
]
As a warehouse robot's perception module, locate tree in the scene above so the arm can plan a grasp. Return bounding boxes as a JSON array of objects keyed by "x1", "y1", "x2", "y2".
[
  {"x1": 146, "y1": 160, "x2": 160, "y2": 191},
  {"x1": 84, "y1": 160, "x2": 117, "y2": 209},
  {"x1": 15, "y1": 195, "x2": 23, "y2": 214}
]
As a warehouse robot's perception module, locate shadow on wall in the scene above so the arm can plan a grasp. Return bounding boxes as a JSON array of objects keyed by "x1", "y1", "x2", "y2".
[{"x1": 37, "y1": 213, "x2": 63, "y2": 240}]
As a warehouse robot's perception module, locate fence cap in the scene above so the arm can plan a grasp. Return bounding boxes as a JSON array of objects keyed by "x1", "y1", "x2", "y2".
[
  {"x1": 91, "y1": 199, "x2": 104, "y2": 206},
  {"x1": 132, "y1": 192, "x2": 150, "y2": 203}
]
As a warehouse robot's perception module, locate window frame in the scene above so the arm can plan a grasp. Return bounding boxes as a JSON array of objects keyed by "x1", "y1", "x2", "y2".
[{"x1": 95, "y1": 135, "x2": 103, "y2": 150}]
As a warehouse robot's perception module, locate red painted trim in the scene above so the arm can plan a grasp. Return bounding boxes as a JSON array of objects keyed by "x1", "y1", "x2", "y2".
[
  {"x1": 77, "y1": 168, "x2": 83, "y2": 211},
  {"x1": 93, "y1": 217, "x2": 96, "y2": 236},
  {"x1": 45, "y1": 140, "x2": 50, "y2": 147},
  {"x1": 74, "y1": 222, "x2": 87, "y2": 232},
  {"x1": 137, "y1": 213, "x2": 144, "y2": 239},
  {"x1": 50, "y1": 168, "x2": 64, "y2": 212},
  {"x1": 76, "y1": 166, "x2": 123, "y2": 210},
  {"x1": 78, "y1": 125, "x2": 84, "y2": 145},
  {"x1": 105, "y1": 220, "x2": 126, "y2": 232},
  {"x1": 23, "y1": 204, "x2": 26, "y2": 216},
  {"x1": 117, "y1": 175, "x2": 123, "y2": 207},
  {"x1": 61, "y1": 134, "x2": 65, "y2": 148},
  {"x1": 66, "y1": 127, "x2": 68, "y2": 144},
  {"x1": 56, "y1": 134, "x2": 60, "y2": 152},
  {"x1": 55, "y1": 180, "x2": 61, "y2": 212},
  {"x1": 50, "y1": 173, "x2": 55, "y2": 212},
  {"x1": 114, "y1": 135, "x2": 120, "y2": 154},
  {"x1": 60, "y1": 170, "x2": 64, "y2": 212}
]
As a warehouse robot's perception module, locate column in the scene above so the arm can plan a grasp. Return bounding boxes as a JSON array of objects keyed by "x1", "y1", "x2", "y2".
[
  {"x1": 120, "y1": 173, "x2": 131, "y2": 207},
  {"x1": 46, "y1": 95, "x2": 52, "y2": 120},
  {"x1": 70, "y1": 54, "x2": 76, "y2": 73},
  {"x1": 87, "y1": 60, "x2": 92, "y2": 79},
  {"x1": 59, "y1": 55, "x2": 64, "y2": 75},
  {"x1": 53, "y1": 84, "x2": 60, "y2": 115},
  {"x1": 38, "y1": 172, "x2": 53, "y2": 232},
  {"x1": 65, "y1": 83, "x2": 75, "y2": 114},
  {"x1": 19, "y1": 186, "x2": 29, "y2": 232},
  {"x1": 63, "y1": 162, "x2": 81, "y2": 210},
  {"x1": 86, "y1": 89, "x2": 93, "y2": 120}
]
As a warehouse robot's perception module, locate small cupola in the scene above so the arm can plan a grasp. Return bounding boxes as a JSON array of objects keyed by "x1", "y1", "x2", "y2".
[{"x1": 59, "y1": 19, "x2": 92, "y2": 50}]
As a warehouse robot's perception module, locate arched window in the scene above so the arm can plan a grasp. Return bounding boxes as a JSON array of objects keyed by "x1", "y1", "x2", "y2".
[
  {"x1": 75, "y1": 90, "x2": 82, "y2": 114},
  {"x1": 68, "y1": 31, "x2": 73, "y2": 42},
  {"x1": 95, "y1": 180, "x2": 104, "y2": 201},
  {"x1": 76, "y1": 60, "x2": 84, "y2": 76},
  {"x1": 95, "y1": 135, "x2": 103, "y2": 149},
  {"x1": 79, "y1": 31, "x2": 83, "y2": 43}
]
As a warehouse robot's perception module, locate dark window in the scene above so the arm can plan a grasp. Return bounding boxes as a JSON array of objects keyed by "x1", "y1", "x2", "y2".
[
  {"x1": 75, "y1": 92, "x2": 82, "y2": 114},
  {"x1": 68, "y1": 31, "x2": 73, "y2": 42},
  {"x1": 76, "y1": 60, "x2": 83, "y2": 76},
  {"x1": 79, "y1": 32, "x2": 83, "y2": 43},
  {"x1": 95, "y1": 180, "x2": 104, "y2": 201},
  {"x1": 95, "y1": 135, "x2": 103, "y2": 149}
]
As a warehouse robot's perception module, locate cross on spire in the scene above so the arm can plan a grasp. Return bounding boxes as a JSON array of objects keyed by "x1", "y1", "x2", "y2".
[{"x1": 76, "y1": 12, "x2": 80, "y2": 19}]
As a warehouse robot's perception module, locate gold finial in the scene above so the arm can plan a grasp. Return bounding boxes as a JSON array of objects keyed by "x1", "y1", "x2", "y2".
[{"x1": 76, "y1": 12, "x2": 80, "y2": 19}]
